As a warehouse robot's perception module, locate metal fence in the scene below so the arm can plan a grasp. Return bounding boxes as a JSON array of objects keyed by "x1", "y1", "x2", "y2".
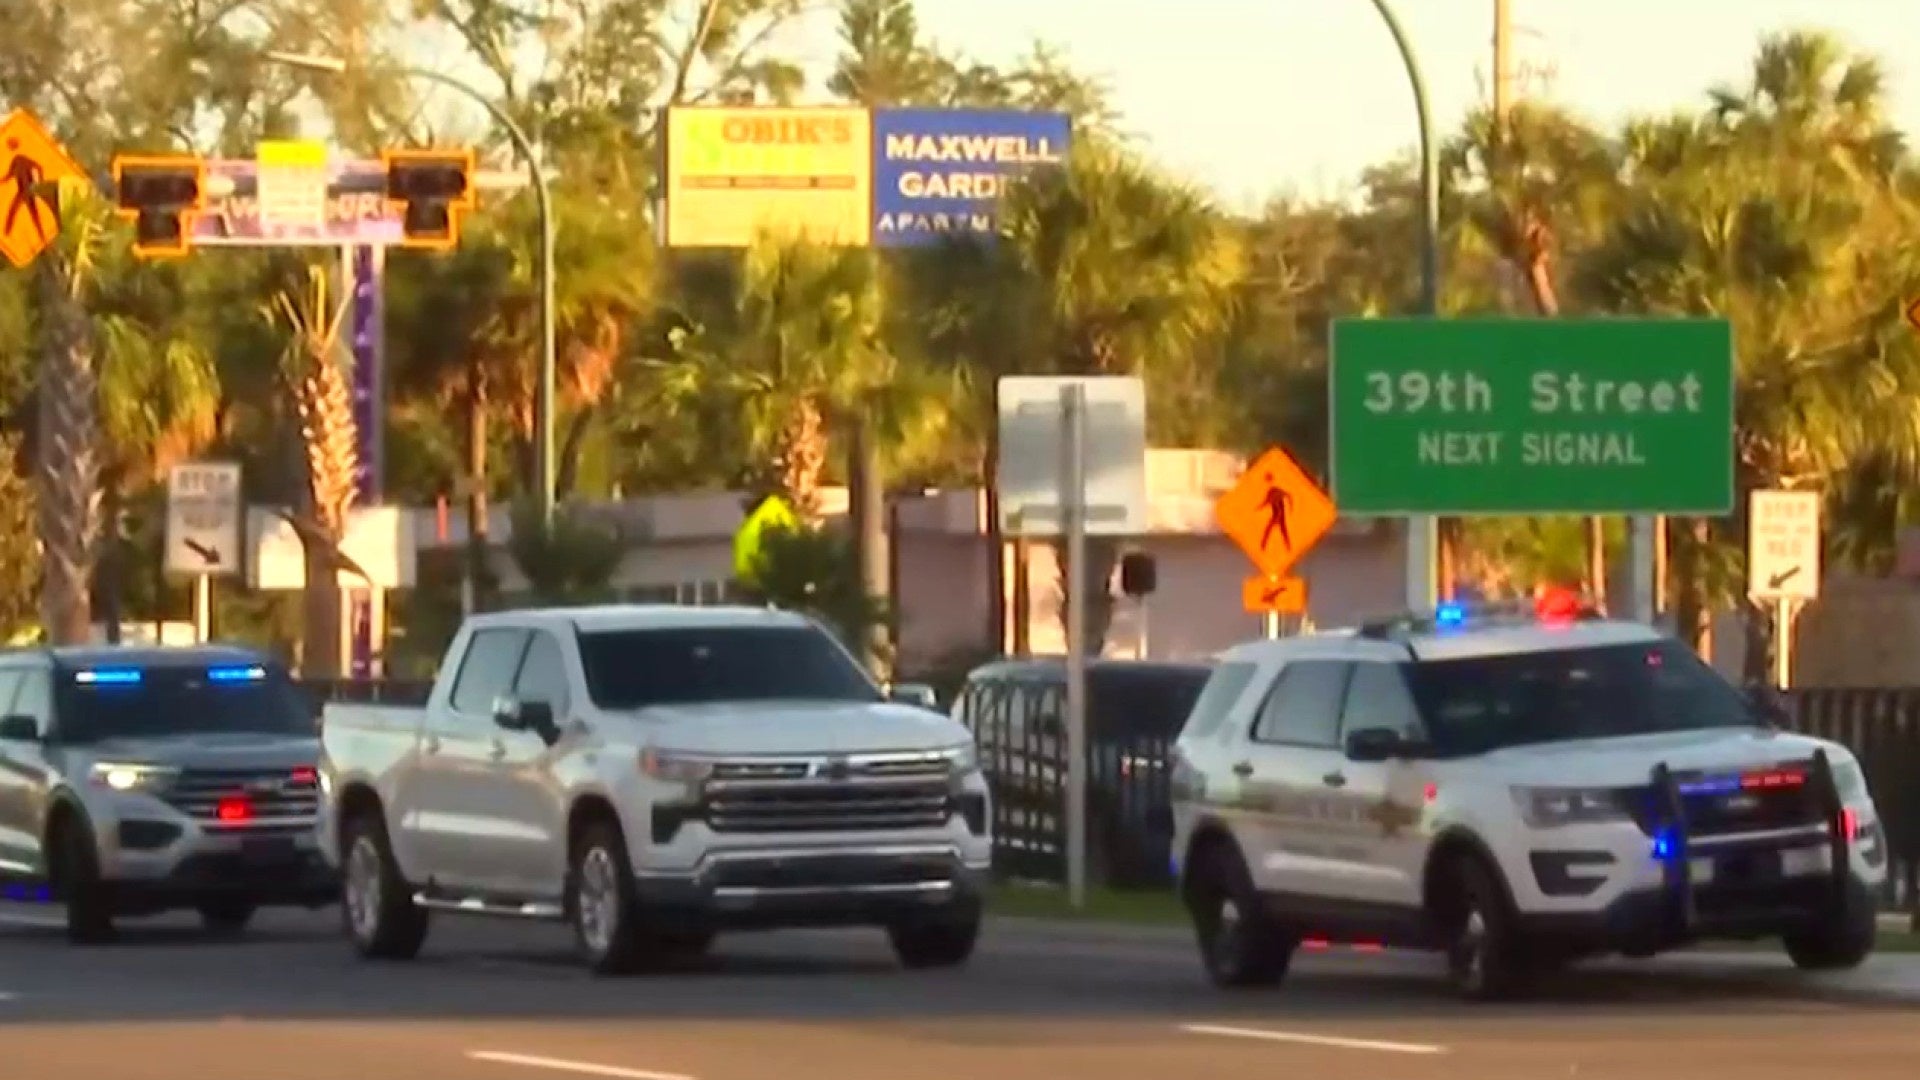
[{"x1": 299, "y1": 677, "x2": 1920, "y2": 913}]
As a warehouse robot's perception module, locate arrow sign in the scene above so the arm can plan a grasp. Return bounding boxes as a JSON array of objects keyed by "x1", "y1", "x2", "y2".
[
  {"x1": 1766, "y1": 565, "x2": 1801, "y2": 590},
  {"x1": 184, "y1": 538, "x2": 222, "y2": 566},
  {"x1": 1747, "y1": 489, "x2": 1821, "y2": 601}
]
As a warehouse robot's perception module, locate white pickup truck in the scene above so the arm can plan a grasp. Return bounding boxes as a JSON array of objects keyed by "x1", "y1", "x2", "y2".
[{"x1": 317, "y1": 604, "x2": 992, "y2": 974}]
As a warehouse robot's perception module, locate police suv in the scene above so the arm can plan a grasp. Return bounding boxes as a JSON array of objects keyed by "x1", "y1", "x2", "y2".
[{"x1": 1169, "y1": 597, "x2": 1886, "y2": 1000}]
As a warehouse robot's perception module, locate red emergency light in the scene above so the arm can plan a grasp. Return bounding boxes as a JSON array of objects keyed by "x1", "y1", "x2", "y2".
[
  {"x1": 1535, "y1": 587, "x2": 1581, "y2": 624},
  {"x1": 215, "y1": 796, "x2": 253, "y2": 823}
]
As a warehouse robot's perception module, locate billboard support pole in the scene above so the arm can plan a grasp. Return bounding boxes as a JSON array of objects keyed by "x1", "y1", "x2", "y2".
[{"x1": 1059, "y1": 383, "x2": 1089, "y2": 912}]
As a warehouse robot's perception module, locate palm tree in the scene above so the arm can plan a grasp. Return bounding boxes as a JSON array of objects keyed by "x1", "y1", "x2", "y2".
[
  {"x1": 1575, "y1": 31, "x2": 1920, "y2": 672},
  {"x1": 979, "y1": 140, "x2": 1240, "y2": 654},
  {"x1": 31, "y1": 178, "x2": 110, "y2": 645},
  {"x1": 266, "y1": 264, "x2": 358, "y2": 678},
  {"x1": 661, "y1": 232, "x2": 895, "y2": 520}
]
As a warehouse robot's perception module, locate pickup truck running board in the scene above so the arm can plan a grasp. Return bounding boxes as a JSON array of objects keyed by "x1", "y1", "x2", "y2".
[{"x1": 412, "y1": 891, "x2": 564, "y2": 920}]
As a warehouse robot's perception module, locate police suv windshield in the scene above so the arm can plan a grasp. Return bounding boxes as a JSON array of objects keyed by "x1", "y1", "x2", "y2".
[
  {"x1": 1401, "y1": 640, "x2": 1755, "y2": 756},
  {"x1": 54, "y1": 665, "x2": 313, "y2": 742},
  {"x1": 577, "y1": 626, "x2": 882, "y2": 710}
]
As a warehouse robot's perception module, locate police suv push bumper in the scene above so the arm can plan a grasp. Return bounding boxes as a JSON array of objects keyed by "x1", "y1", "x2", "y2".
[
  {"x1": 1510, "y1": 750, "x2": 1884, "y2": 951},
  {"x1": 77, "y1": 762, "x2": 335, "y2": 911}
]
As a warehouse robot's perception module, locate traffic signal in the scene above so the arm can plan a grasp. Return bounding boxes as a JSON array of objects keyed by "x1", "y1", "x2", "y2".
[
  {"x1": 382, "y1": 148, "x2": 474, "y2": 250},
  {"x1": 111, "y1": 155, "x2": 206, "y2": 258}
]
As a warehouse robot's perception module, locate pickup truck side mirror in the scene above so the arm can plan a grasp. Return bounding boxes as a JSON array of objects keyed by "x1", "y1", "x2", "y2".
[
  {"x1": 492, "y1": 697, "x2": 559, "y2": 743},
  {"x1": 888, "y1": 682, "x2": 938, "y2": 710},
  {"x1": 0, "y1": 714, "x2": 38, "y2": 742}
]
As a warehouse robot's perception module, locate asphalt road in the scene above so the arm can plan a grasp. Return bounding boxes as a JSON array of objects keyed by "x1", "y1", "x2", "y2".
[{"x1": 2, "y1": 901, "x2": 1918, "y2": 1080}]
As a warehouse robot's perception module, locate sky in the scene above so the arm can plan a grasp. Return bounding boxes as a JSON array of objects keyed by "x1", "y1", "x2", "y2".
[{"x1": 820, "y1": 0, "x2": 1920, "y2": 210}]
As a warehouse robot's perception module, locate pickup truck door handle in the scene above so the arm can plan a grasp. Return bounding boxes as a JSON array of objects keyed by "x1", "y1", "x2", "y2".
[
  {"x1": 1231, "y1": 761, "x2": 1254, "y2": 778},
  {"x1": 1322, "y1": 772, "x2": 1347, "y2": 788},
  {"x1": 488, "y1": 739, "x2": 507, "y2": 761},
  {"x1": 423, "y1": 734, "x2": 442, "y2": 754}
]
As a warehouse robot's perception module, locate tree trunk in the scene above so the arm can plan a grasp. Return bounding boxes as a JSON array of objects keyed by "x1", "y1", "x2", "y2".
[
  {"x1": 846, "y1": 415, "x2": 889, "y2": 676},
  {"x1": 555, "y1": 403, "x2": 596, "y2": 499},
  {"x1": 1055, "y1": 535, "x2": 1121, "y2": 657},
  {"x1": 776, "y1": 398, "x2": 829, "y2": 522},
  {"x1": 466, "y1": 370, "x2": 491, "y2": 613},
  {"x1": 98, "y1": 485, "x2": 123, "y2": 643},
  {"x1": 984, "y1": 408, "x2": 1007, "y2": 655},
  {"x1": 1672, "y1": 516, "x2": 1714, "y2": 662},
  {"x1": 1587, "y1": 517, "x2": 1607, "y2": 609},
  {"x1": 302, "y1": 545, "x2": 344, "y2": 678},
  {"x1": 33, "y1": 255, "x2": 100, "y2": 645}
]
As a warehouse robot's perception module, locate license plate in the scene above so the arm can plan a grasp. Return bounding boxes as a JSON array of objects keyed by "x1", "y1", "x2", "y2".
[
  {"x1": 1714, "y1": 849, "x2": 1782, "y2": 884},
  {"x1": 239, "y1": 836, "x2": 297, "y2": 861}
]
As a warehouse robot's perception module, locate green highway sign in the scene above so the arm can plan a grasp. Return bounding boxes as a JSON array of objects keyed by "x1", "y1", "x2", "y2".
[{"x1": 1329, "y1": 318, "x2": 1734, "y2": 515}]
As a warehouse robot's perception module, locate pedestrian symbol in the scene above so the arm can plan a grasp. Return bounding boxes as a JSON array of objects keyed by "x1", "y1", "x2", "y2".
[
  {"x1": 1214, "y1": 446, "x2": 1337, "y2": 579},
  {"x1": 1259, "y1": 473, "x2": 1294, "y2": 552},
  {"x1": 0, "y1": 108, "x2": 87, "y2": 268}
]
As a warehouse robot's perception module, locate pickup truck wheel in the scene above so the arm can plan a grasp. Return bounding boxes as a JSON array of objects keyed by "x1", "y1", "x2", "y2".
[
  {"x1": 888, "y1": 902, "x2": 981, "y2": 969},
  {"x1": 572, "y1": 822, "x2": 647, "y2": 976},
  {"x1": 197, "y1": 899, "x2": 256, "y2": 935},
  {"x1": 341, "y1": 813, "x2": 429, "y2": 960},
  {"x1": 55, "y1": 819, "x2": 115, "y2": 945}
]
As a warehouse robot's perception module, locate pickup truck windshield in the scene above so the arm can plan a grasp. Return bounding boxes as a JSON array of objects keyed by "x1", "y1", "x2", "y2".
[
  {"x1": 1401, "y1": 640, "x2": 1755, "y2": 757},
  {"x1": 577, "y1": 626, "x2": 882, "y2": 710},
  {"x1": 54, "y1": 667, "x2": 312, "y2": 741}
]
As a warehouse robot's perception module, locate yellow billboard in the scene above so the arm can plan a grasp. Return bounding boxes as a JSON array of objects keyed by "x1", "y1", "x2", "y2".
[{"x1": 664, "y1": 106, "x2": 872, "y2": 248}]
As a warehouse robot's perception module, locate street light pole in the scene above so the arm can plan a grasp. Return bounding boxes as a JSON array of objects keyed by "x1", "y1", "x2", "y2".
[
  {"x1": 1367, "y1": 0, "x2": 1442, "y2": 610},
  {"x1": 266, "y1": 52, "x2": 557, "y2": 529}
]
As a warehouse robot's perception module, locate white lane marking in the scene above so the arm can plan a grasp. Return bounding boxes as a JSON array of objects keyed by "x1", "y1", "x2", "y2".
[
  {"x1": 0, "y1": 912, "x2": 63, "y2": 929},
  {"x1": 467, "y1": 1051, "x2": 696, "y2": 1080},
  {"x1": 1180, "y1": 1023, "x2": 1446, "y2": 1055}
]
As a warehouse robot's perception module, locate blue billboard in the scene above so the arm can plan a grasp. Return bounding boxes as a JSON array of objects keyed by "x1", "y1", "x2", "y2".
[{"x1": 871, "y1": 109, "x2": 1072, "y2": 248}]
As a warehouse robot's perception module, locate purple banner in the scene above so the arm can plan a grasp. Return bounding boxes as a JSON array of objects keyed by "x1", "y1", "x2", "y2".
[
  {"x1": 195, "y1": 160, "x2": 404, "y2": 247},
  {"x1": 348, "y1": 245, "x2": 382, "y2": 677}
]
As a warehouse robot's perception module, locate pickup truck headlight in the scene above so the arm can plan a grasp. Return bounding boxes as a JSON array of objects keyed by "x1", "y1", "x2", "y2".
[
  {"x1": 89, "y1": 762, "x2": 178, "y2": 792},
  {"x1": 1511, "y1": 785, "x2": 1630, "y2": 828},
  {"x1": 639, "y1": 748, "x2": 713, "y2": 785},
  {"x1": 942, "y1": 742, "x2": 979, "y2": 776}
]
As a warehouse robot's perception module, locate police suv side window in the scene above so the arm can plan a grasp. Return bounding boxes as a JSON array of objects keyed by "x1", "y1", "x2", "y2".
[
  {"x1": 449, "y1": 629, "x2": 531, "y2": 715},
  {"x1": 1250, "y1": 661, "x2": 1353, "y2": 748},
  {"x1": 10, "y1": 669, "x2": 51, "y2": 738},
  {"x1": 1338, "y1": 662, "x2": 1423, "y2": 740}
]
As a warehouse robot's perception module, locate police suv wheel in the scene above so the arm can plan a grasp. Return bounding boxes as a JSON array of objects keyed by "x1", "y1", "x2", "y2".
[
  {"x1": 1783, "y1": 900, "x2": 1876, "y2": 971},
  {"x1": 1188, "y1": 845, "x2": 1292, "y2": 988},
  {"x1": 341, "y1": 812, "x2": 429, "y2": 960},
  {"x1": 570, "y1": 822, "x2": 648, "y2": 975},
  {"x1": 57, "y1": 821, "x2": 114, "y2": 945},
  {"x1": 888, "y1": 902, "x2": 982, "y2": 969},
  {"x1": 1444, "y1": 858, "x2": 1528, "y2": 1001}
]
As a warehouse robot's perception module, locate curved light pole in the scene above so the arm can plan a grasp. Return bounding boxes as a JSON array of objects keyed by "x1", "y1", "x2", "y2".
[
  {"x1": 268, "y1": 51, "x2": 557, "y2": 529},
  {"x1": 1365, "y1": 0, "x2": 1442, "y2": 608}
]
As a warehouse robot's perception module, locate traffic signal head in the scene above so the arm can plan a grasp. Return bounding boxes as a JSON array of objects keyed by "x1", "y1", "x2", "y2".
[
  {"x1": 111, "y1": 155, "x2": 206, "y2": 258},
  {"x1": 382, "y1": 147, "x2": 474, "y2": 250}
]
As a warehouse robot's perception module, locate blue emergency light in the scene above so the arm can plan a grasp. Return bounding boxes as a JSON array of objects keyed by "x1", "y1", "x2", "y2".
[
  {"x1": 1434, "y1": 602, "x2": 1468, "y2": 629},
  {"x1": 73, "y1": 668, "x2": 142, "y2": 685},
  {"x1": 207, "y1": 665, "x2": 266, "y2": 683}
]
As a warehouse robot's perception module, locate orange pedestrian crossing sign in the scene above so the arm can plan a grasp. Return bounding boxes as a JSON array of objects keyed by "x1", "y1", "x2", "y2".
[
  {"x1": 0, "y1": 109, "x2": 86, "y2": 268},
  {"x1": 1243, "y1": 574, "x2": 1307, "y2": 615},
  {"x1": 1214, "y1": 446, "x2": 1337, "y2": 579}
]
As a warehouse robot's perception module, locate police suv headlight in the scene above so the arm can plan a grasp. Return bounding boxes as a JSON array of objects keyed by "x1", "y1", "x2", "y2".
[
  {"x1": 88, "y1": 762, "x2": 178, "y2": 792},
  {"x1": 1512, "y1": 785, "x2": 1629, "y2": 828}
]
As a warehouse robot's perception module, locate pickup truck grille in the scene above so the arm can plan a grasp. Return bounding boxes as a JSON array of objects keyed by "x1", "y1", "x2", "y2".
[
  {"x1": 701, "y1": 753, "x2": 953, "y2": 833},
  {"x1": 161, "y1": 767, "x2": 321, "y2": 825}
]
